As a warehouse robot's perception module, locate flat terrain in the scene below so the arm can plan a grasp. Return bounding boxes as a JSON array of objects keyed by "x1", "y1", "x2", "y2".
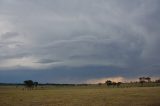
[{"x1": 0, "y1": 86, "x2": 160, "y2": 106}]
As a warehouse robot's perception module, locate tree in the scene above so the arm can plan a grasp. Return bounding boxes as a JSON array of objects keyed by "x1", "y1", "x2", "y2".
[
  {"x1": 117, "y1": 82, "x2": 122, "y2": 87},
  {"x1": 105, "y1": 80, "x2": 121, "y2": 88},
  {"x1": 155, "y1": 79, "x2": 160, "y2": 83},
  {"x1": 139, "y1": 77, "x2": 146, "y2": 86},
  {"x1": 34, "y1": 82, "x2": 38, "y2": 88},
  {"x1": 139, "y1": 77, "x2": 151, "y2": 85},
  {"x1": 105, "y1": 80, "x2": 112, "y2": 86},
  {"x1": 145, "y1": 77, "x2": 151, "y2": 82},
  {"x1": 98, "y1": 83, "x2": 102, "y2": 86},
  {"x1": 112, "y1": 82, "x2": 117, "y2": 87},
  {"x1": 24, "y1": 80, "x2": 34, "y2": 90}
]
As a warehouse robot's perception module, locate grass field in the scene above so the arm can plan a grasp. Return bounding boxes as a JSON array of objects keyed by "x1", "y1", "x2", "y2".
[{"x1": 0, "y1": 86, "x2": 160, "y2": 106}]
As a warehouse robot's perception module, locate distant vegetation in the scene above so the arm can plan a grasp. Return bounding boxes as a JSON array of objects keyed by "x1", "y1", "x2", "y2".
[{"x1": 0, "y1": 77, "x2": 160, "y2": 88}]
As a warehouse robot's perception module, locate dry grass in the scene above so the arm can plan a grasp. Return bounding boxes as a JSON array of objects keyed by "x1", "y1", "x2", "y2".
[{"x1": 0, "y1": 86, "x2": 160, "y2": 106}]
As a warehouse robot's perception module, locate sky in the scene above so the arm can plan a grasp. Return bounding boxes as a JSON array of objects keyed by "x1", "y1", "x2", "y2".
[{"x1": 0, "y1": 0, "x2": 160, "y2": 83}]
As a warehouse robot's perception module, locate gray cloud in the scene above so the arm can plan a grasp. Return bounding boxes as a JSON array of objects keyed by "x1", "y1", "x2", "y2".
[
  {"x1": 1, "y1": 32, "x2": 19, "y2": 39},
  {"x1": 35, "y1": 59, "x2": 61, "y2": 64},
  {"x1": 0, "y1": 0, "x2": 160, "y2": 83}
]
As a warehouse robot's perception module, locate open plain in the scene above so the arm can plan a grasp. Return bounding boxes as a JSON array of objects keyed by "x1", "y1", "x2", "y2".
[{"x1": 0, "y1": 86, "x2": 160, "y2": 106}]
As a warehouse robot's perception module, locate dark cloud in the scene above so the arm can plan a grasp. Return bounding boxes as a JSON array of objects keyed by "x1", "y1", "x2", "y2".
[
  {"x1": 35, "y1": 59, "x2": 61, "y2": 64},
  {"x1": 0, "y1": 65, "x2": 159, "y2": 83},
  {"x1": 0, "y1": 0, "x2": 160, "y2": 83}
]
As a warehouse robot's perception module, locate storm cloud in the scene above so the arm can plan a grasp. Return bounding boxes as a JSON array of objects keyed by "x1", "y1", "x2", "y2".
[{"x1": 0, "y1": 0, "x2": 160, "y2": 83}]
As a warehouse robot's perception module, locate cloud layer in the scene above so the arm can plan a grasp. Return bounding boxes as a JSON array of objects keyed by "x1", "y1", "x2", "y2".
[{"x1": 0, "y1": 0, "x2": 160, "y2": 83}]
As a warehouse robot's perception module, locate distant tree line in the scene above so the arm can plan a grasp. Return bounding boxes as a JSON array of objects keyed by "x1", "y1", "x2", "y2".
[
  {"x1": 139, "y1": 77, "x2": 151, "y2": 84},
  {"x1": 0, "y1": 77, "x2": 160, "y2": 88},
  {"x1": 105, "y1": 80, "x2": 122, "y2": 87}
]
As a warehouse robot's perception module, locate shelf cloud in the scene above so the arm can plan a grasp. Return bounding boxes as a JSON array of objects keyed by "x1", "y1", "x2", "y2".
[{"x1": 0, "y1": 0, "x2": 160, "y2": 83}]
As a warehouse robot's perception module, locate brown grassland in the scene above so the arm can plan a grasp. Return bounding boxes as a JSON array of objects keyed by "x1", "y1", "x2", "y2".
[{"x1": 0, "y1": 86, "x2": 160, "y2": 106}]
